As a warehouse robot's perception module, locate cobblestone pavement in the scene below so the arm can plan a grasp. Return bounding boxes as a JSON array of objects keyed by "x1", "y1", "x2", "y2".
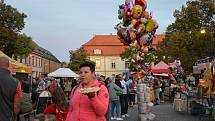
[
  {"x1": 116, "y1": 102, "x2": 213, "y2": 121},
  {"x1": 110, "y1": 105, "x2": 139, "y2": 121},
  {"x1": 152, "y1": 102, "x2": 213, "y2": 121},
  {"x1": 19, "y1": 102, "x2": 213, "y2": 121}
]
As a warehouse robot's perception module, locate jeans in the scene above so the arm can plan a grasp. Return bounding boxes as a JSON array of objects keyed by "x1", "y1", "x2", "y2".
[
  {"x1": 106, "y1": 104, "x2": 111, "y2": 121},
  {"x1": 154, "y1": 88, "x2": 160, "y2": 104},
  {"x1": 110, "y1": 100, "x2": 121, "y2": 118},
  {"x1": 120, "y1": 94, "x2": 128, "y2": 115}
]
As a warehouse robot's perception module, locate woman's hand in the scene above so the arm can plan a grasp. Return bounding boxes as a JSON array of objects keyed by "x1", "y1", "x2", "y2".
[{"x1": 83, "y1": 92, "x2": 96, "y2": 98}]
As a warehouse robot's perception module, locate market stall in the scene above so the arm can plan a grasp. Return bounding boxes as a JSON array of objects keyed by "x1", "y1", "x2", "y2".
[
  {"x1": 47, "y1": 68, "x2": 79, "y2": 78},
  {"x1": 185, "y1": 56, "x2": 215, "y2": 117},
  {"x1": 0, "y1": 50, "x2": 32, "y2": 74},
  {"x1": 151, "y1": 61, "x2": 171, "y2": 74}
]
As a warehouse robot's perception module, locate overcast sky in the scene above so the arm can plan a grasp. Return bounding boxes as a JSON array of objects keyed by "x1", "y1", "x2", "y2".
[{"x1": 5, "y1": 0, "x2": 188, "y2": 62}]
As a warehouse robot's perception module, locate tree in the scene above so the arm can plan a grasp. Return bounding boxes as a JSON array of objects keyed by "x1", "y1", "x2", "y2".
[
  {"x1": 0, "y1": 3, "x2": 26, "y2": 32},
  {"x1": 0, "y1": 27, "x2": 17, "y2": 57},
  {"x1": 0, "y1": 3, "x2": 35, "y2": 58},
  {"x1": 68, "y1": 47, "x2": 89, "y2": 71},
  {"x1": 120, "y1": 47, "x2": 159, "y2": 72},
  {"x1": 14, "y1": 34, "x2": 35, "y2": 59},
  {"x1": 157, "y1": 0, "x2": 215, "y2": 74}
]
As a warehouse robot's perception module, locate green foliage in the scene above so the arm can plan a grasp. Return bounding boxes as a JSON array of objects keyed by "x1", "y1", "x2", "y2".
[
  {"x1": 120, "y1": 46, "x2": 158, "y2": 72},
  {"x1": 0, "y1": 3, "x2": 27, "y2": 32},
  {"x1": 68, "y1": 47, "x2": 89, "y2": 71},
  {"x1": 0, "y1": 27, "x2": 17, "y2": 57},
  {"x1": 158, "y1": 0, "x2": 215, "y2": 74},
  {"x1": 15, "y1": 34, "x2": 35, "y2": 57},
  {"x1": 121, "y1": 48, "x2": 159, "y2": 64},
  {"x1": 0, "y1": 3, "x2": 35, "y2": 58}
]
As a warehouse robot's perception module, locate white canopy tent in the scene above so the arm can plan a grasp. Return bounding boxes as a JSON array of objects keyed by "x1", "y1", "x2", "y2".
[{"x1": 48, "y1": 68, "x2": 80, "y2": 78}]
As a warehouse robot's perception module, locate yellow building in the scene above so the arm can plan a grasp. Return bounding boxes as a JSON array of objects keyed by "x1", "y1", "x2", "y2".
[
  {"x1": 83, "y1": 35, "x2": 129, "y2": 78},
  {"x1": 82, "y1": 34, "x2": 165, "y2": 78}
]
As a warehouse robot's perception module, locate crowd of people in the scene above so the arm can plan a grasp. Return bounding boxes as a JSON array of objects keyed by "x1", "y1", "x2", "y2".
[{"x1": 0, "y1": 57, "x2": 172, "y2": 121}]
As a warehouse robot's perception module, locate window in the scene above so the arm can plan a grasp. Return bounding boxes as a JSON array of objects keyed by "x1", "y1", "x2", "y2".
[
  {"x1": 93, "y1": 49, "x2": 102, "y2": 55},
  {"x1": 32, "y1": 56, "x2": 34, "y2": 66},
  {"x1": 95, "y1": 60, "x2": 101, "y2": 69},
  {"x1": 38, "y1": 58, "x2": 40, "y2": 67},
  {"x1": 125, "y1": 61, "x2": 130, "y2": 69},
  {"x1": 36, "y1": 57, "x2": 38, "y2": 67},
  {"x1": 28, "y1": 56, "x2": 31, "y2": 65},
  {"x1": 111, "y1": 62, "x2": 116, "y2": 69},
  {"x1": 25, "y1": 56, "x2": 27, "y2": 64},
  {"x1": 40, "y1": 59, "x2": 43, "y2": 67}
]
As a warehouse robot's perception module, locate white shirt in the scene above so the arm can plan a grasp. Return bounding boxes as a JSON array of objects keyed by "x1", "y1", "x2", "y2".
[{"x1": 120, "y1": 80, "x2": 127, "y2": 94}]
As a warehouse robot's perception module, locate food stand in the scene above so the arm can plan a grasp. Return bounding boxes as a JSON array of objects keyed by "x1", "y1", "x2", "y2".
[
  {"x1": 189, "y1": 57, "x2": 215, "y2": 117},
  {"x1": 0, "y1": 50, "x2": 32, "y2": 92},
  {"x1": 0, "y1": 50, "x2": 32, "y2": 74}
]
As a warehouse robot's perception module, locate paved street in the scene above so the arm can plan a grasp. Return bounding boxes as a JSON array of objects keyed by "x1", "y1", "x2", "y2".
[
  {"x1": 152, "y1": 102, "x2": 213, "y2": 121},
  {"x1": 123, "y1": 102, "x2": 213, "y2": 121},
  {"x1": 19, "y1": 102, "x2": 213, "y2": 121}
]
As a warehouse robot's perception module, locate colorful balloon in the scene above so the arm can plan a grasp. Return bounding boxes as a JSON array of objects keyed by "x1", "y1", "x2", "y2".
[
  {"x1": 137, "y1": 24, "x2": 146, "y2": 35},
  {"x1": 115, "y1": 0, "x2": 159, "y2": 73},
  {"x1": 135, "y1": 0, "x2": 147, "y2": 10},
  {"x1": 145, "y1": 19, "x2": 157, "y2": 32},
  {"x1": 142, "y1": 11, "x2": 150, "y2": 20},
  {"x1": 132, "y1": 5, "x2": 143, "y2": 19}
]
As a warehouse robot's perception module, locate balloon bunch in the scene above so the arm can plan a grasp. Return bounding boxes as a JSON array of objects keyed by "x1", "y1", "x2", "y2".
[
  {"x1": 115, "y1": 0, "x2": 158, "y2": 73},
  {"x1": 169, "y1": 60, "x2": 184, "y2": 82}
]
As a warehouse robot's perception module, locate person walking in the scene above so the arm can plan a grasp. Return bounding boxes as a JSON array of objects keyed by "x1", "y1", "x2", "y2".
[
  {"x1": 126, "y1": 77, "x2": 137, "y2": 107},
  {"x1": 118, "y1": 74, "x2": 129, "y2": 118},
  {"x1": 0, "y1": 57, "x2": 22, "y2": 121},
  {"x1": 31, "y1": 78, "x2": 38, "y2": 104},
  {"x1": 107, "y1": 76, "x2": 123, "y2": 121},
  {"x1": 64, "y1": 80, "x2": 72, "y2": 99},
  {"x1": 66, "y1": 61, "x2": 109, "y2": 121},
  {"x1": 153, "y1": 77, "x2": 161, "y2": 105},
  {"x1": 160, "y1": 77, "x2": 166, "y2": 103}
]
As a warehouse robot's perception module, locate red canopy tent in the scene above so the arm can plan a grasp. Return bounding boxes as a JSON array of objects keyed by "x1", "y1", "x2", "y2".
[{"x1": 151, "y1": 61, "x2": 171, "y2": 73}]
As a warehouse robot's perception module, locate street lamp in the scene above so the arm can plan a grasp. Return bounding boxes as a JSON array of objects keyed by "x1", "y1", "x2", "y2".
[
  {"x1": 200, "y1": 29, "x2": 206, "y2": 34},
  {"x1": 200, "y1": 28, "x2": 213, "y2": 56}
]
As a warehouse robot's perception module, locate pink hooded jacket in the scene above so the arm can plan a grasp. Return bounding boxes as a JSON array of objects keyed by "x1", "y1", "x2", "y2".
[{"x1": 66, "y1": 80, "x2": 109, "y2": 121}]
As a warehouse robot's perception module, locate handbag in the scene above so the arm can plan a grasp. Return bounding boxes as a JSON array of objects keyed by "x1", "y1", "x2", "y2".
[{"x1": 115, "y1": 90, "x2": 123, "y2": 96}]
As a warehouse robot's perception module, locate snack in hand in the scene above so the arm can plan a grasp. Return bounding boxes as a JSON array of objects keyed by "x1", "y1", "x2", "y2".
[{"x1": 79, "y1": 87, "x2": 100, "y2": 93}]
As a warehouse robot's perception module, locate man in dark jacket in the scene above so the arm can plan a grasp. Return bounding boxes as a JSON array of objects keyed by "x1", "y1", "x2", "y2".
[{"x1": 0, "y1": 57, "x2": 22, "y2": 121}]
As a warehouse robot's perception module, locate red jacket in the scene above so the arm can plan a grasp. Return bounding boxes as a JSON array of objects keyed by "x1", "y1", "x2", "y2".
[
  {"x1": 44, "y1": 103, "x2": 69, "y2": 121},
  {"x1": 66, "y1": 80, "x2": 109, "y2": 121}
]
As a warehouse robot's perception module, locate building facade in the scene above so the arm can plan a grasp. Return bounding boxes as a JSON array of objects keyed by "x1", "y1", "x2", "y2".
[
  {"x1": 83, "y1": 34, "x2": 165, "y2": 78},
  {"x1": 18, "y1": 43, "x2": 61, "y2": 78},
  {"x1": 83, "y1": 35, "x2": 129, "y2": 77}
]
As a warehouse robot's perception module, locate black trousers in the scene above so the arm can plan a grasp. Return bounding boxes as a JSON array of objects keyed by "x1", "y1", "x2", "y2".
[{"x1": 120, "y1": 94, "x2": 128, "y2": 115}]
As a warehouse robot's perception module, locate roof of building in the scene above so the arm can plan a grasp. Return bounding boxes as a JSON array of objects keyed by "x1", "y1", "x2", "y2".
[
  {"x1": 32, "y1": 41, "x2": 61, "y2": 63},
  {"x1": 83, "y1": 34, "x2": 165, "y2": 56},
  {"x1": 152, "y1": 34, "x2": 165, "y2": 45},
  {"x1": 83, "y1": 35, "x2": 124, "y2": 46}
]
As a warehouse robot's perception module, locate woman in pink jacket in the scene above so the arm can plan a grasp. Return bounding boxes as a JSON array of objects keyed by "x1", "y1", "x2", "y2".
[{"x1": 66, "y1": 61, "x2": 109, "y2": 121}]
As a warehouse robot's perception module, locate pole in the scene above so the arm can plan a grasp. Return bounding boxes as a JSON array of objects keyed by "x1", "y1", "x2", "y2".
[{"x1": 104, "y1": 56, "x2": 106, "y2": 77}]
